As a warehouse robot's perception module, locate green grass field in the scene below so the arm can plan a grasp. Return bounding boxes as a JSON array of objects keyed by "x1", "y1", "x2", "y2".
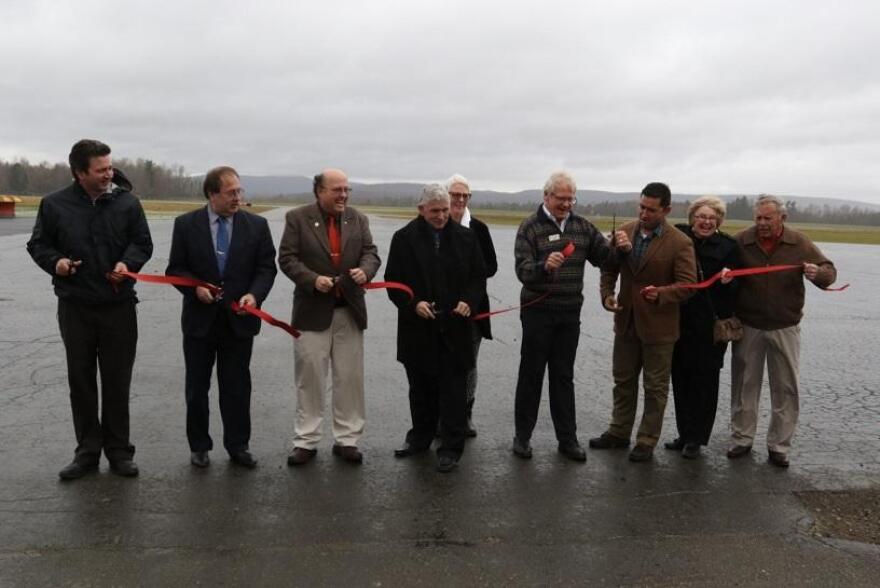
[{"x1": 8, "y1": 196, "x2": 879, "y2": 245}]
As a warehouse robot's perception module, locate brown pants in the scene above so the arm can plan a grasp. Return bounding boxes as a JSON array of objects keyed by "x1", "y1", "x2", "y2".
[{"x1": 607, "y1": 327, "x2": 675, "y2": 447}]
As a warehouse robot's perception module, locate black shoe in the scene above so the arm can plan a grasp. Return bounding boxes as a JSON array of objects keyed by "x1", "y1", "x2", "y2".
[
  {"x1": 332, "y1": 444, "x2": 364, "y2": 464},
  {"x1": 512, "y1": 437, "x2": 532, "y2": 459},
  {"x1": 465, "y1": 418, "x2": 477, "y2": 438},
  {"x1": 588, "y1": 432, "x2": 630, "y2": 449},
  {"x1": 681, "y1": 443, "x2": 700, "y2": 459},
  {"x1": 109, "y1": 459, "x2": 139, "y2": 477},
  {"x1": 230, "y1": 450, "x2": 257, "y2": 469},
  {"x1": 558, "y1": 442, "x2": 587, "y2": 462},
  {"x1": 191, "y1": 451, "x2": 210, "y2": 468},
  {"x1": 394, "y1": 443, "x2": 429, "y2": 458},
  {"x1": 727, "y1": 444, "x2": 753, "y2": 459},
  {"x1": 287, "y1": 447, "x2": 317, "y2": 466},
  {"x1": 436, "y1": 455, "x2": 458, "y2": 473},
  {"x1": 664, "y1": 438, "x2": 684, "y2": 451},
  {"x1": 768, "y1": 451, "x2": 790, "y2": 468},
  {"x1": 58, "y1": 460, "x2": 98, "y2": 481},
  {"x1": 628, "y1": 444, "x2": 654, "y2": 462}
]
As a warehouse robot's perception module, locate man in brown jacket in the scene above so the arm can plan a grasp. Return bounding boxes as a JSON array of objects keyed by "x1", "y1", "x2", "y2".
[
  {"x1": 727, "y1": 194, "x2": 836, "y2": 468},
  {"x1": 590, "y1": 182, "x2": 697, "y2": 462},
  {"x1": 278, "y1": 169, "x2": 381, "y2": 465}
]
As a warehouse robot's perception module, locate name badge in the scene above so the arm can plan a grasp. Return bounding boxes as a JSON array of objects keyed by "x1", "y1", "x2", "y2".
[{"x1": 548, "y1": 234, "x2": 560, "y2": 242}]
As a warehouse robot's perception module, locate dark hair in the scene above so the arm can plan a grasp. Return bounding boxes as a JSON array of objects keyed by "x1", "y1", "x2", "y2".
[
  {"x1": 68, "y1": 139, "x2": 111, "y2": 180},
  {"x1": 203, "y1": 166, "x2": 239, "y2": 198},
  {"x1": 313, "y1": 173, "x2": 324, "y2": 198},
  {"x1": 641, "y1": 182, "x2": 671, "y2": 208}
]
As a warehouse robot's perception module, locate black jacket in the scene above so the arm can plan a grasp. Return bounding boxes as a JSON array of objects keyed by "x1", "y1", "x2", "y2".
[
  {"x1": 166, "y1": 206, "x2": 277, "y2": 339},
  {"x1": 27, "y1": 181, "x2": 153, "y2": 304},
  {"x1": 467, "y1": 217, "x2": 498, "y2": 340},
  {"x1": 385, "y1": 216, "x2": 487, "y2": 374},
  {"x1": 676, "y1": 223, "x2": 740, "y2": 336}
]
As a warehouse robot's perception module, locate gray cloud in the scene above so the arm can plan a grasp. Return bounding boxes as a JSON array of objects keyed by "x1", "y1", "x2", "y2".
[{"x1": 2, "y1": 0, "x2": 878, "y2": 203}]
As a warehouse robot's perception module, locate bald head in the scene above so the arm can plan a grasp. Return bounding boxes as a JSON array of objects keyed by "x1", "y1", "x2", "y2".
[{"x1": 314, "y1": 168, "x2": 351, "y2": 215}]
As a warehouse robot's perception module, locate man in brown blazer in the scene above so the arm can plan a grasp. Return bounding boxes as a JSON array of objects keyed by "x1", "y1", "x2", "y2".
[
  {"x1": 278, "y1": 169, "x2": 381, "y2": 465},
  {"x1": 590, "y1": 182, "x2": 697, "y2": 462}
]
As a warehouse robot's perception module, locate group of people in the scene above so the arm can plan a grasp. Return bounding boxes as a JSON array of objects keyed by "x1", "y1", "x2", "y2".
[{"x1": 26, "y1": 139, "x2": 837, "y2": 479}]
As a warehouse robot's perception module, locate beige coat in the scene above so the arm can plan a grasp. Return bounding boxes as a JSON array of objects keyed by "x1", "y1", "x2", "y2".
[
  {"x1": 278, "y1": 203, "x2": 380, "y2": 331},
  {"x1": 600, "y1": 219, "x2": 697, "y2": 344}
]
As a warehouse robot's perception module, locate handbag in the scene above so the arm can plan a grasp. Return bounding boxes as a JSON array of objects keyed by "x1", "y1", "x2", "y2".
[{"x1": 696, "y1": 256, "x2": 743, "y2": 344}]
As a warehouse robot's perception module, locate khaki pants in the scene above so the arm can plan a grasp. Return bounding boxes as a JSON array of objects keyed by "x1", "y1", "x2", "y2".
[
  {"x1": 607, "y1": 327, "x2": 675, "y2": 447},
  {"x1": 292, "y1": 308, "x2": 365, "y2": 449},
  {"x1": 730, "y1": 324, "x2": 800, "y2": 454}
]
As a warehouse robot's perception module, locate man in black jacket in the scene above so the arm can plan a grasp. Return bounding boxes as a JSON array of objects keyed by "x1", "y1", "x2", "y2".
[
  {"x1": 385, "y1": 184, "x2": 487, "y2": 472},
  {"x1": 166, "y1": 166, "x2": 277, "y2": 469},
  {"x1": 27, "y1": 139, "x2": 153, "y2": 480}
]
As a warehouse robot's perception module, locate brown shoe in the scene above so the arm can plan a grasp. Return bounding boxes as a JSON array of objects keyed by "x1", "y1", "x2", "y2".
[
  {"x1": 768, "y1": 451, "x2": 790, "y2": 468},
  {"x1": 726, "y1": 444, "x2": 753, "y2": 459},
  {"x1": 332, "y1": 444, "x2": 363, "y2": 464},
  {"x1": 628, "y1": 444, "x2": 654, "y2": 462},
  {"x1": 287, "y1": 447, "x2": 317, "y2": 466},
  {"x1": 588, "y1": 432, "x2": 630, "y2": 449}
]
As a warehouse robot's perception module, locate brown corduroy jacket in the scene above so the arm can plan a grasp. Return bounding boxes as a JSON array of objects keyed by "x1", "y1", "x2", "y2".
[{"x1": 600, "y1": 219, "x2": 697, "y2": 344}]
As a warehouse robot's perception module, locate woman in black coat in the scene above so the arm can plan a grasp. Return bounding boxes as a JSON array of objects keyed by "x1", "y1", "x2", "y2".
[
  {"x1": 666, "y1": 196, "x2": 740, "y2": 458},
  {"x1": 447, "y1": 174, "x2": 498, "y2": 437}
]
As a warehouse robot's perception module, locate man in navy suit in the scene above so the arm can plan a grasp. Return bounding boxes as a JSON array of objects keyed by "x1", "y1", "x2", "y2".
[{"x1": 166, "y1": 166, "x2": 277, "y2": 469}]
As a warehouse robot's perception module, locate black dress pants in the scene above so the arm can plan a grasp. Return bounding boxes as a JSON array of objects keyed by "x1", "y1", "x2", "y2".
[
  {"x1": 514, "y1": 307, "x2": 581, "y2": 444},
  {"x1": 670, "y1": 329, "x2": 727, "y2": 446},
  {"x1": 183, "y1": 311, "x2": 254, "y2": 454},
  {"x1": 403, "y1": 346, "x2": 468, "y2": 459},
  {"x1": 57, "y1": 298, "x2": 137, "y2": 463}
]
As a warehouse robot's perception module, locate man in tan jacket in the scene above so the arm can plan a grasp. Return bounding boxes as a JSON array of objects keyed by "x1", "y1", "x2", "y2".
[
  {"x1": 278, "y1": 169, "x2": 381, "y2": 466},
  {"x1": 590, "y1": 182, "x2": 697, "y2": 462},
  {"x1": 728, "y1": 195, "x2": 836, "y2": 468}
]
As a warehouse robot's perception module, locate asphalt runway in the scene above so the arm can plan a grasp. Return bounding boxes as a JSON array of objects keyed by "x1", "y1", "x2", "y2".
[{"x1": 1, "y1": 208, "x2": 878, "y2": 586}]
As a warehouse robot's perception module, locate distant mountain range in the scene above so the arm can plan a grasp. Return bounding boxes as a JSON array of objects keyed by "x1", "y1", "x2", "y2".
[{"x1": 237, "y1": 175, "x2": 880, "y2": 211}]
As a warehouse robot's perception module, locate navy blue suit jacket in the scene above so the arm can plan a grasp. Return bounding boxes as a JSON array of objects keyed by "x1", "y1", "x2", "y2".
[{"x1": 166, "y1": 206, "x2": 277, "y2": 338}]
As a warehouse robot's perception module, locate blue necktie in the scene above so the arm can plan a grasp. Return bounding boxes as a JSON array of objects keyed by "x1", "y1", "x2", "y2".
[{"x1": 216, "y1": 216, "x2": 229, "y2": 275}]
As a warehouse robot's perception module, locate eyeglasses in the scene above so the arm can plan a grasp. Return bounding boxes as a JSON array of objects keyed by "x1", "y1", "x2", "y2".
[
  {"x1": 327, "y1": 187, "x2": 353, "y2": 195},
  {"x1": 449, "y1": 191, "x2": 470, "y2": 201},
  {"x1": 222, "y1": 188, "x2": 245, "y2": 198},
  {"x1": 693, "y1": 214, "x2": 718, "y2": 223},
  {"x1": 550, "y1": 194, "x2": 577, "y2": 205}
]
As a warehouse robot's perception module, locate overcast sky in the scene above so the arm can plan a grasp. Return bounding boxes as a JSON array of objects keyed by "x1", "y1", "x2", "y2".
[{"x1": 2, "y1": 0, "x2": 878, "y2": 203}]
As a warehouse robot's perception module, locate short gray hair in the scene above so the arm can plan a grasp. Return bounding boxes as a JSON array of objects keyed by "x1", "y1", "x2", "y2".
[
  {"x1": 418, "y1": 183, "x2": 450, "y2": 206},
  {"x1": 754, "y1": 194, "x2": 786, "y2": 215},
  {"x1": 445, "y1": 174, "x2": 470, "y2": 193},
  {"x1": 543, "y1": 170, "x2": 577, "y2": 195},
  {"x1": 688, "y1": 196, "x2": 727, "y2": 227}
]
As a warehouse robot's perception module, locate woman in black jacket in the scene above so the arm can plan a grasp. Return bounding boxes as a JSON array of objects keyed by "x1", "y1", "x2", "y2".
[
  {"x1": 447, "y1": 174, "x2": 498, "y2": 437},
  {"x1": 666, "y1": 196, "x2": 740, "y2": 458}
]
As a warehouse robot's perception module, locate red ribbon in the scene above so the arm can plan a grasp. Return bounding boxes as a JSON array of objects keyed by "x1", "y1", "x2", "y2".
[
  {"x1": 649, "y1": 264, "x2": 849, "y2": 293},
  {"x1": 120, "y1": 271, "x2": 222, "y2": 294},
  {"x1": 119, "y1": 272, "x2": 414, "y2": 338},
  {"x1": 231, "y1": 302, "x2": 302, "y2": 338},
  {"x1": 363, "y1": 281, "x2": 414, "y2": 300}
]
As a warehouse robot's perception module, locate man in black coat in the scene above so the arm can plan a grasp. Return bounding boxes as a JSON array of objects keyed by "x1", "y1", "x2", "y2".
[
  {"x1": 385, "y1": 184, "x2": 487, "y2": 472},
  {"x1": 27, "y1": 139, "x2": 153, "y2": 480},
  {"x1": 166, "y1": 166, "x2": 277, "y2": 469}
]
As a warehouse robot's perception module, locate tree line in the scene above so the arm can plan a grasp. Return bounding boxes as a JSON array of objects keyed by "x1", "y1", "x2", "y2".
[{"x1": 0, "y1": 158, "x2": 201, "y2": 199}]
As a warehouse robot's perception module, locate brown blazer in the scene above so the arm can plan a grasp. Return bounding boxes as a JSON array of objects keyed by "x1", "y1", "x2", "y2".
[
  {"x1": 600, "y1": 219, "x2": 697, "y2": 344},
  {"x1": 278, "y1": 203, "x2": 381, "y2": 331}
]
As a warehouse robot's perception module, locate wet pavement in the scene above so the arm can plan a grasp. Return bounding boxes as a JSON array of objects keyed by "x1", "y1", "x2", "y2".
[{"x1": 1, "y1": 208, "x2": 879, "y2": 586}]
